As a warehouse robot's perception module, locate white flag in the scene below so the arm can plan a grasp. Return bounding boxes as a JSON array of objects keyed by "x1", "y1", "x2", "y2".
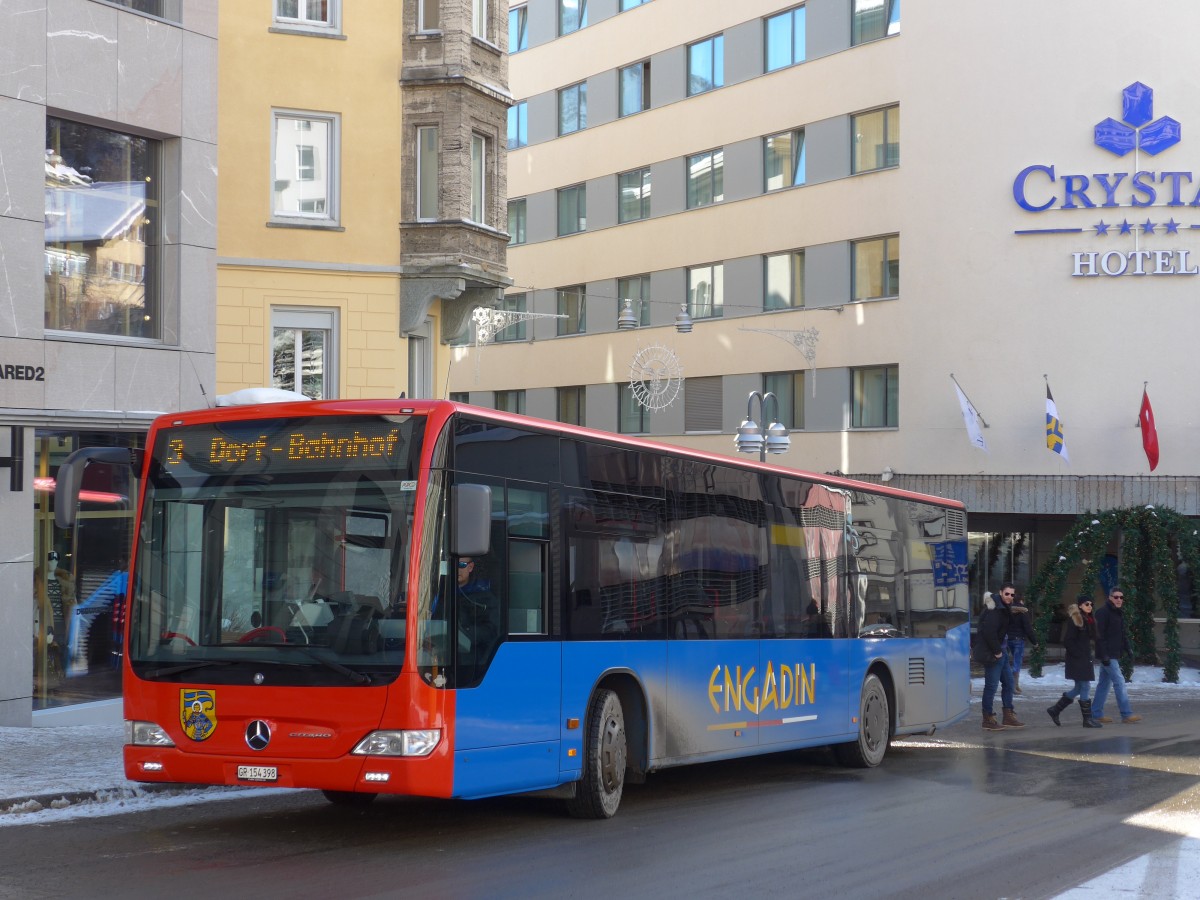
[{"x1": 954, "y1": 383, "x2": 988, "y2": 452}]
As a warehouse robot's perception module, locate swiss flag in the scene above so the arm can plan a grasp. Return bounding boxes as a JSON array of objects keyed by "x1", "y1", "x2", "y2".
[{"x1": 1140, "y1": 389, "x2": 1159, "y2": 471}]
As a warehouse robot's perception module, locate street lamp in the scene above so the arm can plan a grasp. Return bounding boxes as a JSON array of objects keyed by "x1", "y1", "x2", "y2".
[{"x1": 734, "y1": 390, "x2": 790, "y2": 462}]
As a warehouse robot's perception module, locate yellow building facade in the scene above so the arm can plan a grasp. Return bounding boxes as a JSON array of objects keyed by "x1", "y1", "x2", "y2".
[{"x1": 218, "y1": 0, "x2": 510, "y2": 401}]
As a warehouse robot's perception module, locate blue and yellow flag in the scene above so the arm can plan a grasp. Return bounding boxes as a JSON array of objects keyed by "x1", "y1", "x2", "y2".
[{"x1": 1046, "y1": 385, "x2": 1069, "y2": 463}]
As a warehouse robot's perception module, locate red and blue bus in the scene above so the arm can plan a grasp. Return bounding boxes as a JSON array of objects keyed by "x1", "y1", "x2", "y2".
[{"x1": 57, "y1": 398, "x2": 970, "y2": 818}]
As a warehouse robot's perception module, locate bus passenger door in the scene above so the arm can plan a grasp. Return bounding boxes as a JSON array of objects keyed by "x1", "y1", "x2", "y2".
[{"x1": 452, "y1": 537, "x2": 562, "y2": 799}]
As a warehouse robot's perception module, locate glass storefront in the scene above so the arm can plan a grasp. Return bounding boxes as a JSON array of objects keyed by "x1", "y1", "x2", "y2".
[
  {"x1": 967, "y1": 530, "x2": 1033, "y2": 624},
  {"x1": 32, "y1": 430, "x2": 142, "y2": 710}
]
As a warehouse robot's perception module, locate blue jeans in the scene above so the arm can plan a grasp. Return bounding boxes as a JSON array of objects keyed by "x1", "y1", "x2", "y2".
[
  {"x1": 1064, "y1": 679, "x2": 1092, "y2": 702},
  {"x1": 1005, "y1": 636, "x2": 1026, "y2": 674},
  {"x1": 982, "y1": 653, "x2": 1014, "y2": 715},
  {"x1": 1093, "y1": 658, "x2": 1132, "y2": 718}
]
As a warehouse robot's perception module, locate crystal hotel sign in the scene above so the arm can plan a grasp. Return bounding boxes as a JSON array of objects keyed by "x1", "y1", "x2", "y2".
[{"x1": 1011, "y1": 82, "x2": 1200, "y2": 277}]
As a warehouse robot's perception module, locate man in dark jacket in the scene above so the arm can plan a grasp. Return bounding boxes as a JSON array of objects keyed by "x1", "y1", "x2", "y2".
[
  {"x1": 1004, "y1": 591, "x2": 1039, "y2": 694},
  {"x1": 973, "y1": 583, "x2": 1024, "y2": 730},
  {"x1": 1092, "y1": 586, "x2": 1141, "y2": 724}
]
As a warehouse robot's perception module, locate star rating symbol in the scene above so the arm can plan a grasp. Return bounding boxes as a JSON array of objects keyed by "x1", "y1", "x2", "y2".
[
  {"x1": 1165, "y1": 218, "x2": 1181, "y2": 234},
  {"x1": 1118, "y1": 219, "x2": 1134, "y2": 235},
  {"x1": 1143, "y1": 218, "x2": 1157, "y2": 234},
  {"x1": 1095, "y1": 221, "x2": 1110, "y2": 235}
]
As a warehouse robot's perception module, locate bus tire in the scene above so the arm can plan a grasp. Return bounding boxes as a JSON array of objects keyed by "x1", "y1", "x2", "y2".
[
  {"x1": 833, "y1": 673, "x2": 890, "y2": 768},
  {"x1": 566, "y1": 688, "x2": 627, "y2": 819},
  {"x1": 321, "y1": 789, "x2": 377, "y2": 807}
]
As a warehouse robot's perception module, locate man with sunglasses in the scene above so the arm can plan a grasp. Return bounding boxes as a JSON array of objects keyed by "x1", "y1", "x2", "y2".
[
  {"x1": 972, "y1": 582, "x2": 1025, "y2": 730},
  {"x1": 1092, "y1": 587, "x2": 1141, "y2": 724}
]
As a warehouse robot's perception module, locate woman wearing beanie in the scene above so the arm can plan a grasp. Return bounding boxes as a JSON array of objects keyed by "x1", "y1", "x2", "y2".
[{"x1": 1047, "y1": 595, "x2": 1102, "y2": 728}]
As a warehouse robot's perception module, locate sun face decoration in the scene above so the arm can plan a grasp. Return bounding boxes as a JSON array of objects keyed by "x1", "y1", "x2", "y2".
[{"x1": 629, "y1": 343, "x2": 683, "y2": 411}]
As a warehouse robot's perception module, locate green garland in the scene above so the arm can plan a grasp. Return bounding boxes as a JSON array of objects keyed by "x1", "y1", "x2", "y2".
[{"x1": 1027, "y1": 505, "x2": 1200, "y2": 684}]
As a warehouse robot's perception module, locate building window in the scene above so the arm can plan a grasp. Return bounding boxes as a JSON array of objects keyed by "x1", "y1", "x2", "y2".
[
  {"x1": 618, "y1": 167, "x2": 651, "y2": 223},
  {"x1": 495, "y1": 390, "x2": 526, "y2": 414},
  {"x1": 764, "y1": 371, "x2": 804, "y2": 429},
  {"x1": 508, "y1": 199, "x2": 527, "y2": 245},
  {"x1": 272, "y1": 111, "x2": 338, "y2": 223},
  {"x1": 557, "y1": 285, "x2": 586, "y2": 335},
  {"x1": 450, "y1": 391, "x2": 470, "y2": 403},
  {"x1": 853, "y1": 105, "x2": 900, "y2": 173},
  {"x1": 510, "y1": 5, "x2": 528, "y2": 51},
  {"x1": 765, "y1": 250, "x2": 804, "y2": 310},
  {"x1": 560, "y1": 0, "x2": 587, "y2": 35},
  {"x1": 684, "y1": 376, "x2": 722, "y2": 432},
  {"x1": 687, "y1": 149, "x2": 723, "y2": 208},
  {"x1": 621, "y1": 0, "x2": 649, "y2": 8},
  {"x1": 688, "y1": 264, "x2": 723, "y2": 319},
  {"x1": 852, "y1": 365, "x2": 898, "y2": 428},
  {"x1": 688, "y1": 34, "x2": 724, "y2": 95},
  {"x1": 416, "y1": 125, "x2": 439, "y2": 220},
  {"x1": 472, "y1": 0, "x2": 487, "y2": 39},
  {"x1": 496, "y1": 293, "x2": 527, "y2": 343},
  {"x1": 852, "y1": 0, "x2": 900, "y2": 45},
  {"x1": 557, "y1": 386, "x2": 586, "y2": 425},
  {"x1": 470, "y1": 134, "x2": 486, "y2": 224},
  {"x1": 274, "y1": 0, "x2": 340, "y2": 33},
  {"x1": 620, "y1": 60, "x2": 651, "y2": 117},
  {"x1": 765, "y1": 6, "x2": 806, "y2": 71},
  {"x1": 408, "y1": 318, "x2": 433, "y2": 399},
  {"x1": 764, "y1": 128, "x2": 805, "y2": 191},
  {"x1": 508, "y1": 101, "x2": 528, "y2": 149},
  {"x1": 619, "y1": 384, "x2": 649, "y2": 433},
  {"x1": 852, "y1": 234, "x2": 900, "y2": 300},
  {"x1": 418, "y1": 0, "x2": 439, "y2": 31},
  {"x1": 272, "y1": 308, "x2": 337, "y2": 399},
  {"x1": 558, "y1": 184, "x2": 587, "y2": 235},
  {"x1": 559, "y1": 82, "x2": 588, "y2": 135},
  {"x1": 617, "y1": 275, "x2": 651, "y2": 326},
  {"x1": 44, "y1": 117, "x2": 161, "y2": 339}
]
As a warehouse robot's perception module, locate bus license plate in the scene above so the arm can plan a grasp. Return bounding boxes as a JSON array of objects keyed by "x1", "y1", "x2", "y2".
[{"x1": 237, "y1": 765, "x2": 278, "y2": 782}]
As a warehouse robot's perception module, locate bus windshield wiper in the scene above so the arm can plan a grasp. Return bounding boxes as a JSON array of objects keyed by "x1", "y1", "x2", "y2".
[
  {"x1": 147, "y1": 659, "x2": 237, "y2": 678},
  {"x1": 273, "y1": 645, "x2": 372, "y2": 685}
]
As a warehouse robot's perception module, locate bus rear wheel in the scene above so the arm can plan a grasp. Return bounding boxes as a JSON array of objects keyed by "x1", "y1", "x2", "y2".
[
  {"x1": 833, "y1": 673, "x2": 890, "y2": 768},
  {"x1": 566, "y1": 688, "x2": 627, "y2": 819},
  {"x1": 321, "y1": 789, "x2": 377, "y2": 807}
]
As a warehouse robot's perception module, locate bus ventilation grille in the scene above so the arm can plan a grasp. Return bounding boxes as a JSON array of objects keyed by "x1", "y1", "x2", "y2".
[
  {"x1": 946, "y1": 510, "x2": 966, "y2": 538},
  {"x1": 907, "y1": 657, "x2": 927, "y2": 685}
]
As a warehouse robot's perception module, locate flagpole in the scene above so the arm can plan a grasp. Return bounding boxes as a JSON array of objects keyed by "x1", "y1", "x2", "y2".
[
  {"x1": 949, "y1": 374, "x2": 989, "y2": 427},
  {"x1": 1137, "y1": 380, "x2": 1146, "y2": 427}
]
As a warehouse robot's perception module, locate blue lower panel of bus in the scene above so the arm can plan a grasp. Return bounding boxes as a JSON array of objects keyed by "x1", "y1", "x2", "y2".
[{"x1": 453, "y1": 641, "x2": 563, "y2": 798}]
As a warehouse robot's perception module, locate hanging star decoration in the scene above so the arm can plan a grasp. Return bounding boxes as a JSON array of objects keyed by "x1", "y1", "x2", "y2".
[{"x1": 471, "y1": 306, "x2": 565, "y2": 347}]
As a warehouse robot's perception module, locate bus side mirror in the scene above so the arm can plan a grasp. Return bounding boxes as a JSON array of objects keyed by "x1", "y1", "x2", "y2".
[
  {"x1": 54, "y1": 447, "x2": 143, "y2": 529},
  {"x1": 451, "y1": 484, "x2": 491, "y2": 558}
]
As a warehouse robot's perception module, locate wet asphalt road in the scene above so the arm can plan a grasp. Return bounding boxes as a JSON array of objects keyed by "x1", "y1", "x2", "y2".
[{"x1": 2, "y1": 693, "x2": 1199, "y2": 900}]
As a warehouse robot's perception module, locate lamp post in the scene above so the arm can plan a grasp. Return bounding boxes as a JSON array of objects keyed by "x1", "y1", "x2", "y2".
[{"x1": 734, "y1": 391, "x2": 790, "y2": 462}]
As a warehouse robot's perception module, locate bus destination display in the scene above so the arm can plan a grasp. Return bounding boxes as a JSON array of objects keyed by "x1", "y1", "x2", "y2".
[{"x1": 160, "y1": 418, "x2": 415, "y2": 477}]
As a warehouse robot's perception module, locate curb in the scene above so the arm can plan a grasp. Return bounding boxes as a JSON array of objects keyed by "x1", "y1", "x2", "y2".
[{"x1": 0, "y1": 782, "x2": 224, "y2": 816}]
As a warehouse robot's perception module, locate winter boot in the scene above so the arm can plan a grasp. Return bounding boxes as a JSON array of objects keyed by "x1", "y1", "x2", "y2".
[
  {"x1": 1080, "y1": 699, "x2": 1103, "y2": 728},
  {"x1": 1047, "y1": 693, "x2": 1074, "y2": 726},
  {"x1": 982, "y1": 713, "x2": 1005, "y2": 731},
  {"x1": 1002, "y1": 708, "x2": 1025, "y2": 728},
  {"x1": 1013, "y1": 672, "x2": 1022, "y2": 694}
]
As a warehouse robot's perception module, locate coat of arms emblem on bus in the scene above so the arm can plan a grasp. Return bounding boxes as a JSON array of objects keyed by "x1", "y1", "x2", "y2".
[{"x1": 181, "y1": 689, "x2": 218, "y2": 742}]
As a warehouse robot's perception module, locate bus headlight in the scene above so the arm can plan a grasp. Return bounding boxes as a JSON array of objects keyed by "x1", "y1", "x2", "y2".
[
  {"x1": 352, "y1": 730, "x2": 441, "y2": 757},
  {"x1": 125, "y1": 720, "x2": 176, "y2": 747}
]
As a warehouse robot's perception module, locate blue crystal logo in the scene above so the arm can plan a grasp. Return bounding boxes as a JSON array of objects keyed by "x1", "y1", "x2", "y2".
[{"x1": 1094, "y1": 82, "x2": 1180, "y2": 157}]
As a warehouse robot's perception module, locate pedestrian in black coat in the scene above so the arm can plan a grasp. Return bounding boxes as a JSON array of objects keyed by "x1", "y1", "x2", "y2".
[{"x1": 1047, "y1": 596, "x2": 1102, "y2": 728}]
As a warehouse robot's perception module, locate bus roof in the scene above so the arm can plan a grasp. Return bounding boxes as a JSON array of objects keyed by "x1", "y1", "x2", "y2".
[{"x1": 151, "y1": 398, "x2": 964, "y2": 512}]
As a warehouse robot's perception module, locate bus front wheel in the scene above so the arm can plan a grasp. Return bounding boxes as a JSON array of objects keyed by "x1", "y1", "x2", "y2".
[
  {"x1": 833, "y1": 673, "x2": 890, "y2": 768},
  {"x1": 566, "y1": 688, "x2": 627, "y2": 819}
]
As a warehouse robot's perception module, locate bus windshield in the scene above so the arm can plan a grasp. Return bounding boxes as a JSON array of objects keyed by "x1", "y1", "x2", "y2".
[{"x1": 127, "y1": 414, "x2": 425, "y2": 686}]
